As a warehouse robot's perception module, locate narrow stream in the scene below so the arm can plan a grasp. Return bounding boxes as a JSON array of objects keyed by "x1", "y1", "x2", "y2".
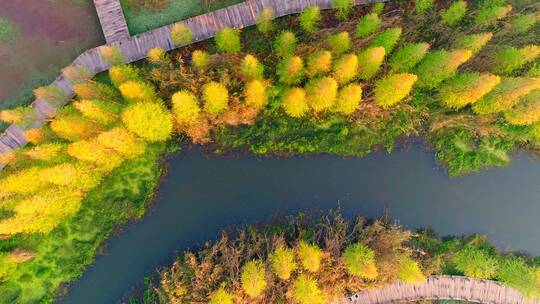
[{"x1": 58, "y1": 146, "x2": 540, "y2": 303}]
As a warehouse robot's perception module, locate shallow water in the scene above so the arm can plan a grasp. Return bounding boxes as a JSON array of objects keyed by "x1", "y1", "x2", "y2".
[
  {"x1": 56, "y1": 146, "x2": 540, "y2": 303},
  {"x1": 0, "y1": 0, "x2": 103, "y2": 111}
]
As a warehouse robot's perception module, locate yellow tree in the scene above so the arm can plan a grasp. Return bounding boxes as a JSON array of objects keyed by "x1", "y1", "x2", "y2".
[
  {"x1": 73, "y1": 99, "x2": 120, "y2": 125},
  {"x1": 50, "y1": 108, "x2": 103, "y2": 141},
  {"x1": 282, "y1": 88, "x2": 309, "y2": 118},
  {"x1": 504, "y1": 90, "x2": 540, "y2": 125},
  {"x1": 297, "y1": 241, "x2": 323, "y2": 273},
  {"x1": 439, "y1": 73, "x2": 501, "y2": 109},
  {"x1": 307, "y1": 77, "x2": 338, "y2": 113},
  {"x1": 332, "y1": 54, "x2": 358, "y2": 84},
  {"x1": 333, "y1": 84, "x2": 362, "y2": 115},
  {"x1": 240, "y1": 54, "x2": 264, "y2": 81},
  {"x1": 342, "y1": 243, "x2": 378, "y2": 279},
  {"x1": 397, "y1": 258, "x2": 426, "y2": 284},
  {"x1": 97, "y1": 127, "x2": 147, "y2": 159},
  {"x1": 202, "y1": 82, "x2": 229, "y2": 115},
  {"x1": 244, "y1": 80, "x2": 268, "y2": 109},
  {"x1": 67, "y1": 139, "x2": 124, "y2": 171},
  {"x1": 270, "y1": 246, "x2": 297, "y2": 280},
  {"x1": 38, "y1": 162, "x2": 102, "y2": 191},
  {"x1": 121, "y1": 101, "x2": 173, "y2": 142},
  {"x1": 358, "y1": 47, "x2": 386, "y2": 80},
  {"x1": 374, "y1": 73, "x2": 418, "y2": 108},
  {"x1": 306, "y1": 50, "x2": 332, "y2": 78},
  {"x1": 241, "y1": 260, "x2": 267, "y2": 298},
  {"x1": 192, "y1": 50, "x2": 211, "y2": 70},
  {"x1": 473, "y1": 77, "x2": 540, "y2": 114},
  {"x1": 0, "y1": 167, "x2": 46, "y2": 198},
  {"x1": 171, "y1": 24, "x2": 193, "y2": 46},
  {"x1": 109, "y1": 65, "x2": 141, "y2": 88},
  {"x1": 23, "y1": 143, "x2": 65, "y2": 161},
  {"x1": 171, "y1": 90, "x2": 201, "y2": 124},
  {"x1": 119, "y1": 81, "x2": 157, "y2": 103},
  {"x1": 277, "y1": 56, "x2": 305, "y2": 85}
]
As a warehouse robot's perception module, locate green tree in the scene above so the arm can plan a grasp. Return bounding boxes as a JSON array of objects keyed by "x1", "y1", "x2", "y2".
[
  {"x1": 333, "y1": 83, "x2": 362, "y2": 115},
  {"x1": 299, "y1": 5, "x2": 322, "y2": 33},
  {"x1": 370, "y1": 27, "x2": 402, "y2": 54},
  {"x1": 473, "y1": 77, "x2": 540, "y2": 114},
  {"x1": 282, "y1": 88, "x2": 309, "y2": 118},
  {"x1": 121, "y1": 102, "x2": 173, "y2": 142},
  {"x1": 109, "y1": 65, "x2": 141, "y2": 88},
  {"x1": 257, "y1": 7, "x2": 275, "y2": 33},
  {"x1": 356, "y1": 13, "x2": 381, "y2": 38},
  {"x1": 241, "y1": 260, "x2": 267, "y2": 298},
  {"x1": 192, "y1": 50, "x2": 211, "y2": 70},
  {"x1": 240, "y1": 54, "x2": 264, "y2": 81},
  {"x1": 276, "y1": 56, "x2": 305, "y2": 85},
  {"x1": 415, "y1": 49, "x2": 472, "y2": 89},
  {"x1": 297, "y1": 241, "x2": 323, "y2": 272},
  {"x1": 327, "y1": 31, "x2": 351, "y2": 56},
  {"x1": 292, "y1": 274, "x2": 325, "y2": 304},
  {"x1": 306, "y1": 77, "x2": 338, "y2": 113},
  {"x1": 441, "y1": 0, "x2": 467, "y2": 26},
  {"x1": 454, "y1": 32, "x2": 493, "y2": 55},
  {"x1": 202, "y1": 82, "x2": 229, "y2": 115},
  {"x1": 397, "y1": 258, "x2": 426, "y2": 284},
  {"x1": 374, "y1": 73, "x2": 418, "y2": 108},
  {"x1": 453, "y1": 247, "x2": 499, "y2": 279},
  {"x1": 34, "y1": 85, "x2": 67, "y2": 107},
  {"x1": 332, "y1": 0, "x2": 354, "y2": 20},
  {"x1": 475, "y1": 4, "x2": 512, "y2": 26},
  {"x1": 270, "y1": 246, "x2": 297, "y2": 280},
  {"x1": 342, "y1": 243, "x2": 378, "y2": 279},
  {"x1": 497, "y1": 256, "x2": 540, "y2": 298},
  {"x1": 306, "y1": 50, "x2": 332, "y2": 78},
  {"x1": 332, "y1": 54, "x2": 358, "y2": 84},
  {"x1": 171, "y1": 23, "x2": 192, "y2": 46},
  {"x1": 495, "y1": 45, "x2": 540, "y2": 75},
  {"x1": 510, "y1": 13, "x2": 539, "y2": 33},
  {"x1": 274, "y1": 31, "x2": 297, "y2": 58},
  {"x1": 415, "y1": 0, "x2": 434, "y2": 14},
  {"x1": 439, "y1": 73, "x2": 501, "y2": 109},
  {"x1": 215, "y1": 27, "x2": 241, "y2": 54},
  {"x1": 389, "y1": 42, "x2": 430, "y2": 73},
  {"x1": 100, "y1": 45, "x2": 125, "y2": 66},
  {"x1": 358, "y1": 47, "x2": 386, "y2": 80},
  {"x1": 504, "y1": 90, "x2": 540, "y2": 125},
  {"x1": 73, "y1": 82, "x2": 118, "y2": 101},
  {"x1": 208, "y1": 287, "x2": 233, "y2": 304}
]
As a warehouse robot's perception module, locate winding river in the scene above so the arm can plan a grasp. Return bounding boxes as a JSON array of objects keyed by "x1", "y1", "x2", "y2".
[{"x1": 57, "y1": 145, "x2": 540, "y2": 303}]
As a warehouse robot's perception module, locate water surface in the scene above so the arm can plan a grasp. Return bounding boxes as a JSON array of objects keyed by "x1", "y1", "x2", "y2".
[{"x1": 58, "y1": 146, "x2": 540, "y2": 303}]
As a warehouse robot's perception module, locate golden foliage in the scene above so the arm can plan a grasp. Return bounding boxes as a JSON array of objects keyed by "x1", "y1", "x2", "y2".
[
  {"x1": 97, "y1": 127, "x2": 147, "y2": 159},
  {"x1": 473, "y1": 77, "x2": 540, "y2": 114},
  {"x1": 504, "y1": 90, "x2": 540, "y2": 125},
  {"x1": 291, "y1": 274, "x2": 325, "y2": 304},
  {"x1": 297, "y1": 241, "x2": 323, "y2": 273},
  {"x1": 23, "y1": 143, "x2": 64, "y2": 161},
  {"x1": 0, "y1": 188, "x2": 83, "y2": 234},
  {"x1": 147, "y1": 47, "x2": 166, "y2": 64},
  {"x1": 439, "y1": 73, "x2": 501, "y2": 109},
  {"x1": 50, "y1": 110, "x2": 103, "y2": 141},
  {"x1": 374, "y1": 73, "x2": 418, "y2": 108},
  {"x1": 240, "y1": 54, "x2": 264, "y2": 81},
  {"x1": 119, "y1": 81, "x2": 157, "y2": 103},
  {"x1": 241, "y1": 259, "x2": 267, "y2": 298},
  {"x1": 67, "y1": 139, "x2": 123, "y2": 171},
  {"x1": 270, "y1": 246, "x2": 297, "y2": 280},
  {"x1": 24, "y1": 128, "x2": 45, "y2": 145},
  {"x1": 109, "y1": 65, "x2": 141, "y2": 88},
  {"x1": 306, "y1": 50, "x2": 332, "y2": 78},
  {"x1": 397, "y1": 258, "x2": 426, "y2": 284},
  {"x1": 333, "y1": 84, "x2": 362, "y2": 115},
  {"x1": 455, "y1": 32, "x2": 493, "y2": 55},
  {"x1": 172, "y1": 90, "x2": 201, "y2": 124},
  {"x1": 244, "y1": 80, "x2": 267, "y2": 108},
  {"x1": 208, "y1": 287, "x2": 234, "y2": 304},
  {"x1": 100, "y1": 45, "x2": 125, "y2": 66},
  {"x1": 282, "y1": 87, "x2": 309, "y2": 118},
  {"x1": 277, "y1": 56, "x2": 305, "y2": 85},
  {"x1": 0, "y1": 167, "x2": 46, "y2": 198},
  {"x1": 192, "y1": 50, "x2": 211, "y2": 70},
  {"x1": 342, "y1": 243, "x2": 378, "y2": 280},
  {"x1": 73, "y1": 99, "x2": 119, "y2": 125},
  {"x1": 332, "y1": 54, "x2": 358, "y2": 84},
  {"x1": 358, "y1": 47, "x2": 386, "y2": 80},
  {"x1": 121, "y1": 101, "x2": 173, "y2": 142},
  {"x1": 0, "y1": 152, "x2": 15, "y2": 165},
  {"x1": 307, "y1": 77, "x2": 338, "y2": 112},
  {"x1": 38, "y1": 163, "x2": 102, "y2": 190},
  {"x1": 203, "y1": 82, "x2": 229, "y2": 115}
]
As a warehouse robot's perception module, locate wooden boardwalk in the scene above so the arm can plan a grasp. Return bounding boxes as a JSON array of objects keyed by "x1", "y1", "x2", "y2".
[
  {"x1": 0, "y1": 0, "x2": 388, "y2": 169},
  {"x1": 93, "y1": 0, "x2": 130, "y2": 43},
  {"x1": 335, "y1": 275, "x2": 540, "y2": 304}
]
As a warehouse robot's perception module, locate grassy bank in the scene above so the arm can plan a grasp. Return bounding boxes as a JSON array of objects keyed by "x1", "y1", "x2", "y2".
[
  {"x1": 121, "y1": 0, "x2": 243, "y2": 34},
  {"x1": 0, "y1": 142, "x2": 173, "y2": 303}
]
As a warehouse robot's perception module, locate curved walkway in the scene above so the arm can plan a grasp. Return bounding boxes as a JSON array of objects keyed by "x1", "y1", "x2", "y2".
[
  {"x1": 336, "y1": 275, "x2": 540, "y2": 304},
  {"x1": 0, "y1": 0, "x2": 387, "y2": 168}
]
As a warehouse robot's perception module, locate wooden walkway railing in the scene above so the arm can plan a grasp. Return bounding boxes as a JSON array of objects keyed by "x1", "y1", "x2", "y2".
[
  {"x1": 0, "y1": 0, "x2": 387, "y2": 169},
  {"x1": 335, "y1": 275, "x2": 540, "y2": 304}
]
